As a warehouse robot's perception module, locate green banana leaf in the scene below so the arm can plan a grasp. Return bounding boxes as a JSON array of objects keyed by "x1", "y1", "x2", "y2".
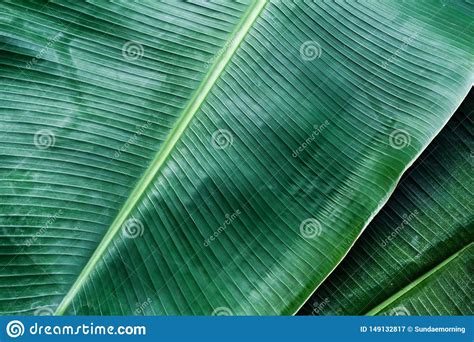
[
  {"x1": 0, "y1": 0, "x2": 472, "y2": 315},
  {"x1": 299, "y1": 96, "x2": 473, "y2": 315}
]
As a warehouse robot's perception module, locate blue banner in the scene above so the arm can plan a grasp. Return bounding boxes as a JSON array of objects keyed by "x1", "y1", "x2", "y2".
[{"x1": 0, "y1": 316, "x2": 471, "y2": 342}]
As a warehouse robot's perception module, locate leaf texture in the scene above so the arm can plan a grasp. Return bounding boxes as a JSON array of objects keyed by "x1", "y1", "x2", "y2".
[
  {"x1": 0, "y1": 0, "x2": 253, "y2": 314},
  {"x1": 369, "y1": 243, "x2": 473, "y2": 316},
  {"x1": 0, "y1": 0, "x2": 472, "y2": 315}
]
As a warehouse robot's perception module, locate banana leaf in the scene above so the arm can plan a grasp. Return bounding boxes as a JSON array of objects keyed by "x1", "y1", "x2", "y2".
[
  {"x1": 299, "y1": 95, "x2": 473, "y2": 315},
  {"x1": 0, "y1": 0, "x2": 472, "y2": 315}
]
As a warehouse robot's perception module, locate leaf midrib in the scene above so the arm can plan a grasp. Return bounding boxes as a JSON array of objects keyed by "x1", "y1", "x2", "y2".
[
  {"x1": 54, "y1": 0, "x2": 267, "y2": 315},
  {"x1": 365, "y1": 242, "x2": 473, "y2": 315}
]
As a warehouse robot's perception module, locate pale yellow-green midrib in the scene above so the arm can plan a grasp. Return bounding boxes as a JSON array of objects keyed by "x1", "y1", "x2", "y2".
[{"x1": 54, "y1": 0, "x2": 268, "y2": 315}]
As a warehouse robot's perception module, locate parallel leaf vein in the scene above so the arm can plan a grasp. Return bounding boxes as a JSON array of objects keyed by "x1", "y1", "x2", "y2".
[{"x1": 54, "y1": 0, "x2": 268, "y2": 315}]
